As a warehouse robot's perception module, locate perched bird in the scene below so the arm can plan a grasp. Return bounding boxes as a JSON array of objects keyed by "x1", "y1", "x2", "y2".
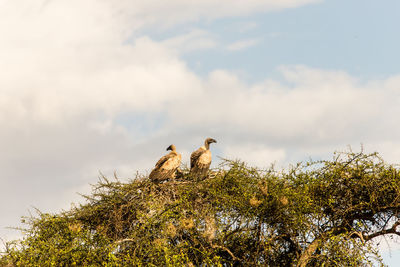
[
  {"x1": 190, "y1": 138, "x2": 217, "y2": 179},
  {"x1": 149, "y1": 144, "x2": 181, "y2": 183}
]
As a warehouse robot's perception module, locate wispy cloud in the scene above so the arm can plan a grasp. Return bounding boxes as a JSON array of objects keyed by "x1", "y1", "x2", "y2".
[
  {"x1": 236, "y1": 21, "x2": 258, "y2": 33},
  {"x1": 227, "y1": 38, "x2": 260, "y2": 51},
  {"x1": 112, "y1": 0, "x2": 323, "y2": 29},
  {"x1": 223, "y1": 144, "x2": 286, "y2": 167},
  {"x1": 161, "y1": 29, "x2": 217, "y2": 53}
]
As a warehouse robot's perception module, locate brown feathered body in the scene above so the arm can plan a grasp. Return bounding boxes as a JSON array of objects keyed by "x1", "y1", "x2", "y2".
[
  {"x1": 190, "y1": 147, "x2": 212, "y2": 179},
  {"x1": 190, "y1": 138, "x2": 216, "y2": 180},
  {"x1": 150, "y1": 145, "x2": 181, "y2": 183}
]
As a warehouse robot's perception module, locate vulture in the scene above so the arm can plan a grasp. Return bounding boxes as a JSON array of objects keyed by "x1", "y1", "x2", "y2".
[
  {"x1": 190, "y1": 138, "x2": 217, "y2": 179},
  {"x1": 149, "y1": 144, "x2": 181, "y2": 183}
]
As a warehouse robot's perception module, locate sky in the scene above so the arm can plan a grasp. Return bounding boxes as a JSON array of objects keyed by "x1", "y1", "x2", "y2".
[{"x1": 1, "y1": 0, "x2": 400, "y2": 264}]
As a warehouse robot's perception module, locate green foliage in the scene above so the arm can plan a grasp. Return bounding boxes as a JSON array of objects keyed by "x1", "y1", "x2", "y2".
[{"x1": 1, "y1": 150, "x2": 399, "y2": 266}]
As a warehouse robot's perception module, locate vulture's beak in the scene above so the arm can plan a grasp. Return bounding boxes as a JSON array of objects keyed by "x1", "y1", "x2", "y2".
[{"x1": 166, "y1": 145, "x2": 172, "y2": 151}]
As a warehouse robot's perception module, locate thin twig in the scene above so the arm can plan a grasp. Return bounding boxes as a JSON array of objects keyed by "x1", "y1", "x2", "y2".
[{"x1": 211, "y1": 243, "x2": 240, "y2": 261}]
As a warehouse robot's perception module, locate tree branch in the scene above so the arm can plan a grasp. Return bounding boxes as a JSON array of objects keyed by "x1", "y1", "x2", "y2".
[
  {"x1": 211, "y1": 243, "x2": 240, "y2": 262},
  {"x1": 364, "y1": 220, "x2": 400, "y2": 241},
  {"x1": 297, "y1": 238, "x2": 321, "y2": 267}
]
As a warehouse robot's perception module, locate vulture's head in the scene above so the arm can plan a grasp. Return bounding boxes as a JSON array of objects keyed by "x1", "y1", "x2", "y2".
[
  {"x1": 166, "y1": 144, "x2": 176, "y2": 151},
  {"x1": 205, "y1": 138, "x2": 217, "y2": 145}
]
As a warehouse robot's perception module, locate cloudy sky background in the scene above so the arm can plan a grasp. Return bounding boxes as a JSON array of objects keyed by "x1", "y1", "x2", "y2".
[{"x1": 1, "y1": 0, "x2": 400, "y2": 264}]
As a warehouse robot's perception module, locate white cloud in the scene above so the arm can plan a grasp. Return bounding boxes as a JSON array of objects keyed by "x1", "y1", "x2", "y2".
[
  {"x1": 110, "y1": 0, "x2": 322, "y2": 29},
  {"x1": 227, "y1": 38, "x2": 260, "y2": 51},
  {"x1": 161, "y1": 29, "x2": 217, "y2": 53},
  {"x1": 168, "y1": 66, "x2": 391, "y2": 145},
  {"x1": 236, "y1": 21, "x2": 259, "y2": 33},
  {"x1": 223, "y1": 144, "x2": 286, "y2": 168},
  {"x1": 0, "y1": 0, "x2": 323, "y2": 125}
]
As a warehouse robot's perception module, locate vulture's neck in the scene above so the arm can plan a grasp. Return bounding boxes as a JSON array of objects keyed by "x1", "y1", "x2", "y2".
[{"x1": 203, "y1": 142, "x2": 210, "y2": 150}]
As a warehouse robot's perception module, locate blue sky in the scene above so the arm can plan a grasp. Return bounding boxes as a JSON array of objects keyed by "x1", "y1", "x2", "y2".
[
  {"x1": 1, "y1": 0, "x2": 400, "y2": 264},
  {"x1": 146, "y1": 0, "x2": 400, "y2": 82}
]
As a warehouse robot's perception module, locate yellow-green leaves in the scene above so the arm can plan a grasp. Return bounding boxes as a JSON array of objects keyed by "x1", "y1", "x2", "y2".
[{"x1": 2, "y1": 151, "x2": 399, "y2": 266}]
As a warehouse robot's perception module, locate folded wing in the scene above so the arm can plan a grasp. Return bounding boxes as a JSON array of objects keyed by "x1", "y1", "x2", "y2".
[
  {"x1": 150, "y1": 146, "x2": 181, "y2": 183},
  {"x1": 190, "y1": 147, "x2": 212, "y2": 179}
]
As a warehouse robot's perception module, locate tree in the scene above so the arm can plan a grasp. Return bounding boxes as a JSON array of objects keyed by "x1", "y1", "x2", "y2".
[{"x1": 1, "y1": 150, "x2": 400, "y2": 266}]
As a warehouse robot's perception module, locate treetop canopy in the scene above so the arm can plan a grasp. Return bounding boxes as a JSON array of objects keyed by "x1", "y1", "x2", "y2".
[{"x1": 1, "y1": 150, "x2": 399, "y2": 266}]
